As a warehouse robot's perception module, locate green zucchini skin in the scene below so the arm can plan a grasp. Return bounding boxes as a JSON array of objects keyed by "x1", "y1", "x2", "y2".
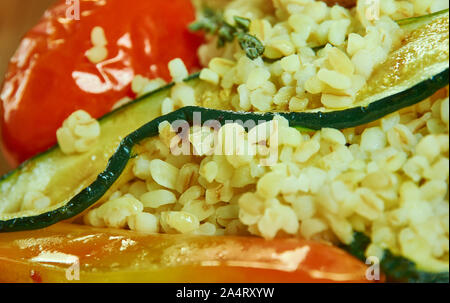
[
  {"x1": 396, "y1": 8, "x2": 449, "y2": 27},
  {"x1": 0, "y1": 73, "x2": 201, "y2": 185},
  {"x1": 194, "y1": 68, "x2": 449, "y2": 131},
  {"x1": 295, "y1": 68, "x2": 449, "y2": 130},
  {"x1": 344, "y1": 232, "x2": 449, "y2": 283},
  {"x1": 1, "y1": 66, "x2": 448, "y2": 232}
]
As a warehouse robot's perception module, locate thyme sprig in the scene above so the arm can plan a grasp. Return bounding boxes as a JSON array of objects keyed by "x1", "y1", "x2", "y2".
[{"x1": 189, "y1": 8, "x2": 265, "y2": 60}]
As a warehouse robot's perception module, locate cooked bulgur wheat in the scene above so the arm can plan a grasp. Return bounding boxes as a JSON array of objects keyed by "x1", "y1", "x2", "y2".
[
  {"x1": 81, "y1": 0, "x2": 450, "y2": 273},
  {"x1": 130, "y1": 0, "x2": 449, "y2": 116},
  {"x1": 84, "y1": 86, "x2": 449, "y2": 272},
  {"x1": 56, "y1": 109, "x2": 100, "y2": 155},
  {"x1": 85, "y1": 26, "x2": 109, "y2": 64}
]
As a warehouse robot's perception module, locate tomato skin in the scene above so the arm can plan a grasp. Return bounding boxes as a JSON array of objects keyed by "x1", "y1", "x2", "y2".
[
  {"x1": 0, "y1": 223, "x2": 378, "y2": 283},
  {"x1": 0, "y1": 0, "x2": 203, "y2": 166}
]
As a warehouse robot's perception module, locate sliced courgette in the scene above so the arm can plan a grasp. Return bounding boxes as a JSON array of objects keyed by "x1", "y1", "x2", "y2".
[
  {"x1": 202, "y1": 9, "x2": 449, "y2": 130},
  {"x1": 0, "y1": 74, "x2": 207, "y2": 231},
  {"x1": 353, "y1": 9, "x2": 449, "y2": 110},
  {"x1": 0, "y1": 10, "x2": 448, "y2": 232}
]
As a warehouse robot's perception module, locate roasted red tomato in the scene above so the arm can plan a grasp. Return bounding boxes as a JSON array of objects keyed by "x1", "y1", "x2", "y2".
[
  {"x1": 0, "y1": 0, "x2": 202, "y2": 166},
  {"x1": 0, "y1": 223, "x2": 377, "y2": 283}
]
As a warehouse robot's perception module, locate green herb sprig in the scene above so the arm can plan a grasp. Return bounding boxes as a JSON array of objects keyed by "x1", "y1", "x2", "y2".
[{"x1": 189, "y1": 8, "x2": 265, "y2": 60}]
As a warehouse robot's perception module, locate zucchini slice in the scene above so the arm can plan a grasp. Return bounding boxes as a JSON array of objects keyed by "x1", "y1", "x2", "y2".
[
  {"x1": 303, "y1": 9, "x2": 449, "y2": 129},
  {"x1": 0, "y1": 74, "x2": 206, "y2": 231},
  {"x1": 353, "y1": 9, "x2": 449, "y2": 108},
  {"x1": 0, "y1": 10, "x2": 448, "y2": 232}
]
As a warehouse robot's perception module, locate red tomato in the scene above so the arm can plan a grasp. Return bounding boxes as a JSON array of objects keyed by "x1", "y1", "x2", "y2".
[{"x1": 0, "y1": 0, "x2": 203, "y2": 166}]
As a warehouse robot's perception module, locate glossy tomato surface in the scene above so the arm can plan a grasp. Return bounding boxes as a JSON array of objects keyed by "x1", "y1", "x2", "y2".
[
  {"x1": 0, "y1": 0, "x2": 202, "y2": 166},
  {"x1": 0, "y1": 223, "x2": 377, "y2": 283}
]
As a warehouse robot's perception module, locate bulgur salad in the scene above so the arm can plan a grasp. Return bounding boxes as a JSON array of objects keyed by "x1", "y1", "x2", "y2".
[{"x1": 0, "y1": 0, "x2": 448, "y2": 283}]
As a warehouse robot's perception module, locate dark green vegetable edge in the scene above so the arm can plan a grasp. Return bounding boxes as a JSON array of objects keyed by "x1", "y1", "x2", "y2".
[
  {"x1": 344, "y1": 232, "x2": 449, "y2": 283},
  {"x1": 296, "y1": 68, "x2": 449, "y2": 130},
  {"x1": 1, "y1": 68, "x2": 448, "y2": 232},
  {"x1": 396, "y1": 8, "x2": 449, "y2": 26}
]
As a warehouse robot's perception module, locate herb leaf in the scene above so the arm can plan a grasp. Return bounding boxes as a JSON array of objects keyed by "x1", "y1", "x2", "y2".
[
  {"x1": 233, "y1": 16, "x2": 251, "y2": 32},
  {"x1": 188, "y1": 8, "x2": 221, "y2": 33},
  {"x1": 217, "y1": 22, "x2": 236, "y2": 46},
  {"x1": 237, "y1": 32, "x2": 265, "y2": 60},
  {"x1": 189, "y1": 8, "x2": 265, "y2": 60}
]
